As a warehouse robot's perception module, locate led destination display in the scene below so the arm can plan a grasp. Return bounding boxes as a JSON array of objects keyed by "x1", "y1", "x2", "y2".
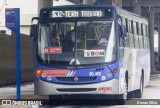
[
  {"x1": 40, "y1": 8, "x2": 113, "y2": 21},
  {"x1": 52, "y1": 10, "x2": 104, "y2": 18}
]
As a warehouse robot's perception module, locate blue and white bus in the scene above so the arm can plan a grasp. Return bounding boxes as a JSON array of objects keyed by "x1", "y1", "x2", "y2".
[{"x1": 30, "y1": 2, "x2": 150, "y2": 102}]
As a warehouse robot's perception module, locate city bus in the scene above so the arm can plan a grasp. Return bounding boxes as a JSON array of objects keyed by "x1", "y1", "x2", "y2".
[{"x1": 30, "y1": 2, "x2": 150, "y2": 102}]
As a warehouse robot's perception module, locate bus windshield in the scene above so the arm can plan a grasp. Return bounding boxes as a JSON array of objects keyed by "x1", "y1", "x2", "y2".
[{"x1": 37, "y1": 20, "x2": 117, "y2": 67}]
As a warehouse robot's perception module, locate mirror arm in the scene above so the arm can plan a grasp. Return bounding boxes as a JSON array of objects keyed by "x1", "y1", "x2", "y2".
[{"x1": 30, "y1": 17, "x2": 39, "y2": 39}]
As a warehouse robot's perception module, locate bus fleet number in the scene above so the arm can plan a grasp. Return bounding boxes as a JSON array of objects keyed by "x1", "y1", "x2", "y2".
[{"x1": 89, "y1": 72, "x2": 101, "y2": 76}]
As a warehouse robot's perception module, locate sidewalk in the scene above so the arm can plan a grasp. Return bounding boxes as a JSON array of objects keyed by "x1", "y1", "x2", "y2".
[{"x1": 150, "y1": 71, "x2": 160, "y2": 80}]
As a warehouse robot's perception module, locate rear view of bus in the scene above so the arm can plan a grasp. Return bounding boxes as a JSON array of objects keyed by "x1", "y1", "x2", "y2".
[{"x1": 30, "y1": 3, "x2": 150, "y2": 101}]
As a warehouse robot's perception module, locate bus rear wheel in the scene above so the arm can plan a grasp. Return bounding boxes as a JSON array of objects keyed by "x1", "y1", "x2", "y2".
[{"x1": 134, "y1": 74, "x2": 144, "y2": 98}]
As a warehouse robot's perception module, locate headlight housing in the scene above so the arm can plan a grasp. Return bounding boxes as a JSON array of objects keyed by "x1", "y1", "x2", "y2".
[{"x1": 106, "y1": 72, "x2": 113, "y2": 78}]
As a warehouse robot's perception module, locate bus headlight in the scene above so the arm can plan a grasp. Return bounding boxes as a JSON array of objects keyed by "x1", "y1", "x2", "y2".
[
  {"x1": 47, "y1": 76, "x2": 52, "y2": 81},
  {"x1": 101, "y1": 72, "x2": 113, "y2": 81},
  {"x1": 106, "y1": 72, "x2": 113, "y2": 78},
  {"x1": 102, "y1": 76, "x2": 106, "y2": 80},
  {"x1": 41, "y1": 72, "x2": 46, "y2": 78}
]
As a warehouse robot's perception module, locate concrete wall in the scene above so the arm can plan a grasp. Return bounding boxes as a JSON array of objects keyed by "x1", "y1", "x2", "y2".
[
  {"x1": 0, "y1": 34, "x2": 34, "y2": 86},
  {"x1": 53, "y1": 0, "x2": 74, "y2": 6}
]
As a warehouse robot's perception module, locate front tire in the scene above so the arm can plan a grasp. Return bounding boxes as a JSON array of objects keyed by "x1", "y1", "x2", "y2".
[
  {"x1": 117, "y1": 77, "x2": 127, "y2": 105},
  {"x1": 49, "y1": 95, "x2": 70, "y2": 105}
]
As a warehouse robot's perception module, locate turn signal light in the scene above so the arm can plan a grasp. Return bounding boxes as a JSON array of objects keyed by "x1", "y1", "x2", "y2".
[
  {"x1": 36, "y1": 70, "x2": 42, "y2": 77},
  {"x1": 113, "y1": 68, "x2": 118, "y2": 73}
]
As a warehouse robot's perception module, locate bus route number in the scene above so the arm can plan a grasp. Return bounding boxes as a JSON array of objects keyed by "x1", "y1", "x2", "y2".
[
  {"x1": 52, "y1": 10, "x2": 103, "y2": 18},
  {"x1": 89, "y1": 72, "x2": 101, "y2": 76}
]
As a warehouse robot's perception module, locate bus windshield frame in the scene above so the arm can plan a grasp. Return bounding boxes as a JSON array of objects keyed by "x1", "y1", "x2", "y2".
[
  {"x1": 37, "y1": 19, "x2": 117, "y2": 68},
  {"x1": 37, "y1": 7, "x2": 117, "y2": 69}
]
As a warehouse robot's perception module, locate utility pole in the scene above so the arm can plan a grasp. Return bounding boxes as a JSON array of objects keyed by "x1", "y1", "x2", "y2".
[
  {"x1": 158, "y1": 14, "x2": 160, "y2": 71},
  {"x1": 133, "y1": 0, "x2": 141, "y2": 16},
  {"x1": 149, "y1": 7, "x2": 155, "y2": 74}
]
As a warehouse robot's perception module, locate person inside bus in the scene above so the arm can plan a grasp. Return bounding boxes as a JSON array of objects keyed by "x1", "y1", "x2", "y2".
[
  {"x1": 62, "y1": 29, "x2": 74, "y2": 51},
  {"x1": 50, "y1": 30, "x2": 61, "y2": 47},
  {"x1": 51, "y1": 36, "x2": 59, "y2": 46},
  {"x1": 98, "y1": 29, "x2": 110, "y2": 45},
  {"x1": 62, "y1": 27, "x2": 81, "y2": 51},
  {"x1": 50, "y1": 23, "x2": 64, "y2": 47},
  {"x1": 98, "y1": 37, "x2": 108, "y2": 45},
  {"x1": 50, "y1": 24, "x2": 59, "y2": 47},
  {"x1": 50, "y1": 27, "x2": 61, "y2": 47}
]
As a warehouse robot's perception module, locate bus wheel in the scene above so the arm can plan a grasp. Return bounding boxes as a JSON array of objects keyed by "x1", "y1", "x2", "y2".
[
  {"x1": 134, "y1": 74, "x2": 144, "y2": 98},
  {"x1": 117, "y1": 78, "x2": 127, "y2": 105},
  {"x1": 49, "y1": 95, "x2": 63, "y2": 100},
  {"x1": 48, "y1": 95, "x2": 65, "y2": 105}
]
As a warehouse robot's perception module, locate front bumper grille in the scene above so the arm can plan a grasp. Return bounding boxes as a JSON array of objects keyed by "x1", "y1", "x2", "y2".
[
  {"x1": 56, "y1": 77, "x2": 97, "y2": 82},
  {"x1": 56, "y1": 88, "x2": 97, "y2": 92}
]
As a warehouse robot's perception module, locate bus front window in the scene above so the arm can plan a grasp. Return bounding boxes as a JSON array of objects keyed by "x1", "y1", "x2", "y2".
[{"x1": 37, "y1": 21, "x2": 116, "y2": 67}]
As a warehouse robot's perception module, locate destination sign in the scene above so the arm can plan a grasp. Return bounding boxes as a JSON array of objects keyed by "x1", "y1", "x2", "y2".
[
  {"x1": 40, "y1": 8, "x2": 114, "y2": 21},
  {"x1": 52, "y1": 10, "x2": 104, "y2": 18}
]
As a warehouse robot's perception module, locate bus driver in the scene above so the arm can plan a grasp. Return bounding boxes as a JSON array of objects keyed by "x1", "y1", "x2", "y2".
[{"x1": 98, "y1": 29, "x2": 110, "y2": 45}]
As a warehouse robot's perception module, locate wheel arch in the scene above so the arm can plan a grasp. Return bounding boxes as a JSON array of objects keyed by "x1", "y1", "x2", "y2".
[{"x1": 125, "y1": 70, "x2": 129, "y2": 91}]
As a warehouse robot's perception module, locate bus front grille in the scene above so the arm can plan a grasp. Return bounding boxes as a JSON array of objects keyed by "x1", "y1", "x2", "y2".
[
  {"x1": 56, "y1": 77, "x2": 97, "y2": 82},
  {"x1": 56, "y1": 88, "x2": 97, "y2": 92}
]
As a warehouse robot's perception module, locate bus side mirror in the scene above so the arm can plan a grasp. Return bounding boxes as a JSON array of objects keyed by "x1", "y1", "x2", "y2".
[
  {"x1": 30, "y1": 24, "x2": 38, "y2": 38},
  {"x1": 30, "y1": 17, "x2": 39, "y2": 40}
]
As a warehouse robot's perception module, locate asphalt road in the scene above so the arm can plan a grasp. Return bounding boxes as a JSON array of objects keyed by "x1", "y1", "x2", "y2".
[{"x1": 0, "y1": 78, "x2": 160, "y2": 108}]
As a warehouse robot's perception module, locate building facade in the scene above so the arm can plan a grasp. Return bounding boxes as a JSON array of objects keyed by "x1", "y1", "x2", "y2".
[
  {"x1": 0, "y1": 0, "x2": 38, "y2": 35},
  {"x1": 0, "y1": 0, "x2": 78, "y2": 35}
]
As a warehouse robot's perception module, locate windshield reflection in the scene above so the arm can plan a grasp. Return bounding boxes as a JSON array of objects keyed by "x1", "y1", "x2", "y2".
[{"x1": 37, "y1": 21, "x2": 116, "y2": 67}]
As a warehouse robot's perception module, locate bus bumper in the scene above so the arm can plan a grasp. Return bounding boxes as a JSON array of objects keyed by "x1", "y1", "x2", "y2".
[{"x1": 36, "y1": 79, "x2": 120, "y2": 95}]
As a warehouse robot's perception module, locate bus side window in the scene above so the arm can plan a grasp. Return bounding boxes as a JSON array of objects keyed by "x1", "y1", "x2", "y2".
[
  {"x1": 128, "y1": 20, "x2": 134, "y2": 48},
  {"x1": 119, "y1": 17, "x2": 127, "y2": 47},
  {"x1": 119, "y1": 17, "x2": 123, "y2": 47},
  {"x1": 146, "y1": 25, "x2": 149, "y2": 49},
  {"x1": 133, "y1": 21, "x2": 139, "y2": 48},
  {"x1": 143, "y1": 24, "x2": 148, "y2": 49},
  {"x1": 139, "y1": 23, "x2": 144, "y2": 49},
  {"x1": 124, "y1": 18, "x2": 129, "y2": 47},
  {"x1": 119, "y1": 25, "x2": 124, "y2": 47}
]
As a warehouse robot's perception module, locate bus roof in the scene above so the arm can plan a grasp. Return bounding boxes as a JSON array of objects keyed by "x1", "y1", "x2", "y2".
[
  {"x1": 39, "y1": 3, "x2": 115, "y2": 21},
  {"x1": 115, "y1": 6, "x2": 148, "y2": 23},
  {"x1": 39, "y1": 2, "x2": 148, "y2": 23}
]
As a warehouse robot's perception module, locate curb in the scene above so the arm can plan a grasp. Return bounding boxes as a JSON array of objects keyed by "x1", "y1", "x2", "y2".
[{"x1": 150, "y1": 74, "x2": 160, "y2": 80}]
